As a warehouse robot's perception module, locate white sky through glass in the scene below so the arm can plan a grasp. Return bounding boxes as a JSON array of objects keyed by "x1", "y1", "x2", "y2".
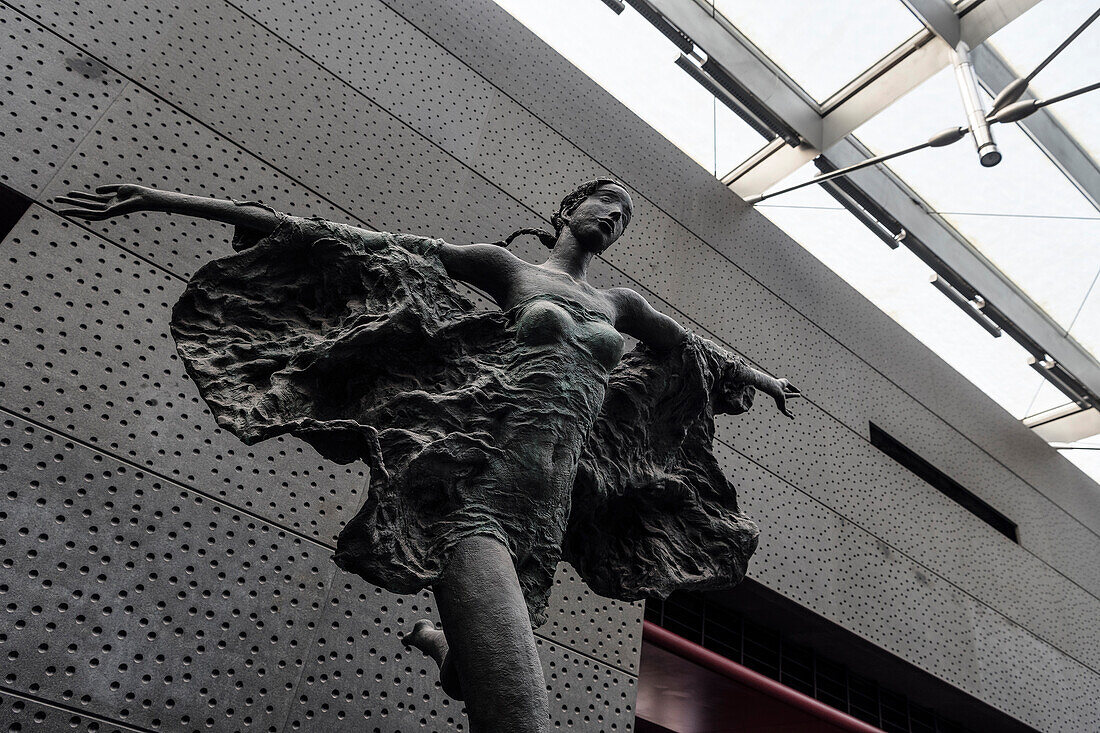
[
  {"x1": 491, "y1": 0, "x2": 765, "y2": 173},
  {"x1": 711, "y1": 0, "x2": 923, "y2": 101}
]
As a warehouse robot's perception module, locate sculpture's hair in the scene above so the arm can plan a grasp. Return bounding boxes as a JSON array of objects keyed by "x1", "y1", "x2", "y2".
[{"x1": 496, "y1": 179, "x2": 632, "y2": 250}]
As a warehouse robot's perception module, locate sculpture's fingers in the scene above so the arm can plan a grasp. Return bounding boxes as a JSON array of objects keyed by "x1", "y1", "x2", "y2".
[
  {"x1": 94, "y1": 184, "x2": 124, "y2": 194},
  {"x1": 58, "y1": 208, "x2": 109, "y2": 220},
  {"x1": 64, "y1": 191, "x2": 111, "y2": 203},
  {"x1": 55, "y1": 195, "x2": 110, "y2": 209}
]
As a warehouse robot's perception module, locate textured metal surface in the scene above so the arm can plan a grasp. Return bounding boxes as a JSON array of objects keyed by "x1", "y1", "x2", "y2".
[
  {"x1": 539, "y1": 565, "x2": 642, "y2": 675},
  {"x1": 0, "y1": 206, "x2": 367, "y2": 545},
  {"x1": 0, "y1": 415, "x2": 336, "y2": 731},
  {"x1": 713, "y1": 443, "x2": 1100, "y2": 731},
  {"x1": 2, "y1": 0, "x2": 1099, "y2": 730},
  {"x1": 37, "y1": 87, "x2": 358, "y2": 282},
  {"x1": 4, "y1": 0, "x2": 193, "y2": 75},
  {"x1": 283, "y1": 578, "x2": 637, "y2": 732},
  {"x1": 0, "y1": 412, "x2": 639, "y2": 732},
  {"x1": 0, "y1": 10, "x2": 126, "y2": 197},
  {"x1": 0, "y1": 691, "x2": 135, "y2": 733}
]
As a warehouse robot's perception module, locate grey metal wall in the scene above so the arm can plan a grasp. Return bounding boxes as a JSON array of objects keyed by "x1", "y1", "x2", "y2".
[{"x1": 0, "y1": 0, "x2": 1096, "y2": 731}]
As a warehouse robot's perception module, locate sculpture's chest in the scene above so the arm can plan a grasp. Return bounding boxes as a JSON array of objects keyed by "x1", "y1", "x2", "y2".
[{"x1": 513, "y1": 299, "x2": 624, "y2": 371}]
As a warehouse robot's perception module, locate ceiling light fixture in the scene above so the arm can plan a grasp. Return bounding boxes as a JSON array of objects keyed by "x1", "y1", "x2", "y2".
[{"x1": 950, "y1": 42, "x2": 1001, "y2": 167}]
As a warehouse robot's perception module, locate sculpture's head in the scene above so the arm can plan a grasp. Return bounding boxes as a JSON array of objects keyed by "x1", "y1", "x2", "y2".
[
  {"x1": 496, "y1": 179, "x2": 634, "y2": 253},
  {"x1": 553, "y1": 179, "x2": 633, "y2": 254}
]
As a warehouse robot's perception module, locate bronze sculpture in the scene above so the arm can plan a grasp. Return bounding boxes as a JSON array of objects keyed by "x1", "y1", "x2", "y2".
[{"x1": 57, "y1": 180, "x2": 800, "y2": 733}]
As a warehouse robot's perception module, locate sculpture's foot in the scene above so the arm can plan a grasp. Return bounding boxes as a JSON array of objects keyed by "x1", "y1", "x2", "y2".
[
  {"x1": 403, "y1": 618, "x2": 449, "y2": 669},
  {"x1": 404, "y1": 618, "x2": 464, "y2": 699}
]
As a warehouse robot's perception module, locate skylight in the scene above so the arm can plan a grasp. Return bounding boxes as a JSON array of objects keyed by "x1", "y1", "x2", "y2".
[
  {"x1": 710, "y1": 0, "x2": 925, "y2": 103},
  {"x1": 491, "y1": 0, "x2": 766, "y2": 174},
  {"x1": 855, "y1": 66, "x2": 1100, "y2": 338}
]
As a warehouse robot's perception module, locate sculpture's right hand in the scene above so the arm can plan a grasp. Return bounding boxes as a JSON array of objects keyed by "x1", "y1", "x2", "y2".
[{"x1": 55, "y1": 184, "x2": 152, "y2": 220}]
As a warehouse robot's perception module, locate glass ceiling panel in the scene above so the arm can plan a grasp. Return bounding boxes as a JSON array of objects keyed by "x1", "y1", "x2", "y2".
[
  {"x1": 491, "y1": 0, "x2": 766, "y2": 176},
  {"x1": 987, "y1": 0, "x2": 1100, "y2": 163},
  {"x1": 710, "y1": 0, "x2": 924, "y2": 102},
  {"x1": 987, "y1": 0, "x2": 1100, "y2": 359},
  {"x1": 755, "y1": 172, "x2": 1062, "y2": 419},
  {"x1": 853, "y1": 66, "x2": 1100, "y2": 335}
]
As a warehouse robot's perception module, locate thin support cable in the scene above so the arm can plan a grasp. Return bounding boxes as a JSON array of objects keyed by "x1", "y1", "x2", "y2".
[
  {"x1": 991, "y1": 8, "x2": 1100, "y2": 112},
  {"x1": 1039, "y1": 79, "x2": 1100, "y2": 109},
  {"x1": 1022, "y1": 376, "x2": 1048, "y2": 420},
  {"x1": 1065, "y1": 265, "x2": 1100, "y2": 334},
  {"x1": 1025, "y1": 7, "x2": 1100, "y2": 84}
]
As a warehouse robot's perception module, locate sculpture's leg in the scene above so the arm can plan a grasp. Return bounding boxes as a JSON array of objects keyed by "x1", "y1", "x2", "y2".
[{"x1": 431, "y1": 535, "x2": 549, "y2": 733}]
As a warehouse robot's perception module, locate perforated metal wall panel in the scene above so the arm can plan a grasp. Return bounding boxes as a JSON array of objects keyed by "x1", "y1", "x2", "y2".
[
  {"x1": 1, "y1": 0, "x2": 1098, "y2": 730},
  {"x1": 0, "y1": 691, "x2": 132, "y2": 733}
]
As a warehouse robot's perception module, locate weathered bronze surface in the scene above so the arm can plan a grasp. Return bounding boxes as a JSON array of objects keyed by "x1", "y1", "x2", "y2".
[{"x1": 57, "y1": 180, "x2": 799, "y2": 732}]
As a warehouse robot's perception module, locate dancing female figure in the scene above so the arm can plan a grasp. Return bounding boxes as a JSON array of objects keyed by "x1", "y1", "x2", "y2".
[{"x1": 57, "y1": 180, "x2": 799, "y2": 732}]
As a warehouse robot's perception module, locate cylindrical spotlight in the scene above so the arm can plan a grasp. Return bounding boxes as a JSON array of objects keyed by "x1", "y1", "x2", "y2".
[{"x1": 951, "y1": 42, "x2": 1001, "y2": 167}]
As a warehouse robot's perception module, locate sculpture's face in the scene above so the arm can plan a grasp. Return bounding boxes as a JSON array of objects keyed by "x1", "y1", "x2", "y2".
[{"x1": 563, "y1": 184, "x2": 633, "y2": 253}]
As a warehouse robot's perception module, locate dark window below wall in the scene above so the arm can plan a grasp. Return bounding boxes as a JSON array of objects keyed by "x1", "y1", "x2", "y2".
[
  {"x1": 0, "y1": 182, "x2": 31, "y2": 242},
  {"x1": 869, "y1": 422, "x2": 1018, "y2": 542}
]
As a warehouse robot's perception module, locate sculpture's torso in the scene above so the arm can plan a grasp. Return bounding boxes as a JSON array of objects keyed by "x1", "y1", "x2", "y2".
[
  {"x1": 513, "y1": 295, "x2": 625, "y2": 371},
  {"x1": 492, "y1": 290, "x2": 621, "y2": 545}
]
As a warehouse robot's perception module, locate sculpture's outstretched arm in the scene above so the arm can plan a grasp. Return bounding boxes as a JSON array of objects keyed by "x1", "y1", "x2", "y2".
[
  {"x1": 57, "y1": 184, "x2": 521, "y2": 305},
  {"x1": 611, "y1": 286, "x2": 801, "y2": 418},
  {"x1": 56, "y1": 184, "x2": 284, "y2": 234}
]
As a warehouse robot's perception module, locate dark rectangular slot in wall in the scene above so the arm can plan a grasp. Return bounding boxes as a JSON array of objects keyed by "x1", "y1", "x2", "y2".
[
  {"x1": 869, "y1": 422, "x2": 1018, "y2": 542},
  {"x1": 0, "y1": 182, "x2": 31, "y2": 242}
]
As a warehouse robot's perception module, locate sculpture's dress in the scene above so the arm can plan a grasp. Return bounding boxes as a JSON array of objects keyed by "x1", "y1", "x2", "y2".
[{"x1": 170, "y1": 213, "x2": 760, "y2": 626}]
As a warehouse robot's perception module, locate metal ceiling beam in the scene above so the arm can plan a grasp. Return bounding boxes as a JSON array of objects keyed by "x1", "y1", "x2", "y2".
[
  {"x1": 825, "y1": 136, "x2": 1100, "y2": 401},
  {"x1": 636, "y1": 0, "x2": 1040, "y2": 194},
  {"x1": 902, "y1": 0, "x2": 961, "y2": 46},
  {"x1": 640, "y1": 0, "x2": 822, "y2": 147}
]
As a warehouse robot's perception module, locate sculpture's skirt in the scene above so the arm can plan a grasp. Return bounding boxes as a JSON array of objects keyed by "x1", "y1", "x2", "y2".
[{"x1": 170, "y1": 215, "x2": 760, "y2": 627}]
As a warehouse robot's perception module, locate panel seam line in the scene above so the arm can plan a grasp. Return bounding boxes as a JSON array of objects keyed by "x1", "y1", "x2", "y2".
[{"x1": 0, "y1": 685, "x2": 156, "y2": 733}]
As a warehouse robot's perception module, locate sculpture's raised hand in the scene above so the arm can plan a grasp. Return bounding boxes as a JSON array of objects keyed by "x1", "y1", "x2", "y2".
[
  {"x1": 55, "y1": 184, "x2": 153, "y2": 220},
  {"x1": 57, "y1": 186, "x2": 286, "y2": 238},
  {"x1": 770, "y1": 377, "x2": 801, "y2": 419}
]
